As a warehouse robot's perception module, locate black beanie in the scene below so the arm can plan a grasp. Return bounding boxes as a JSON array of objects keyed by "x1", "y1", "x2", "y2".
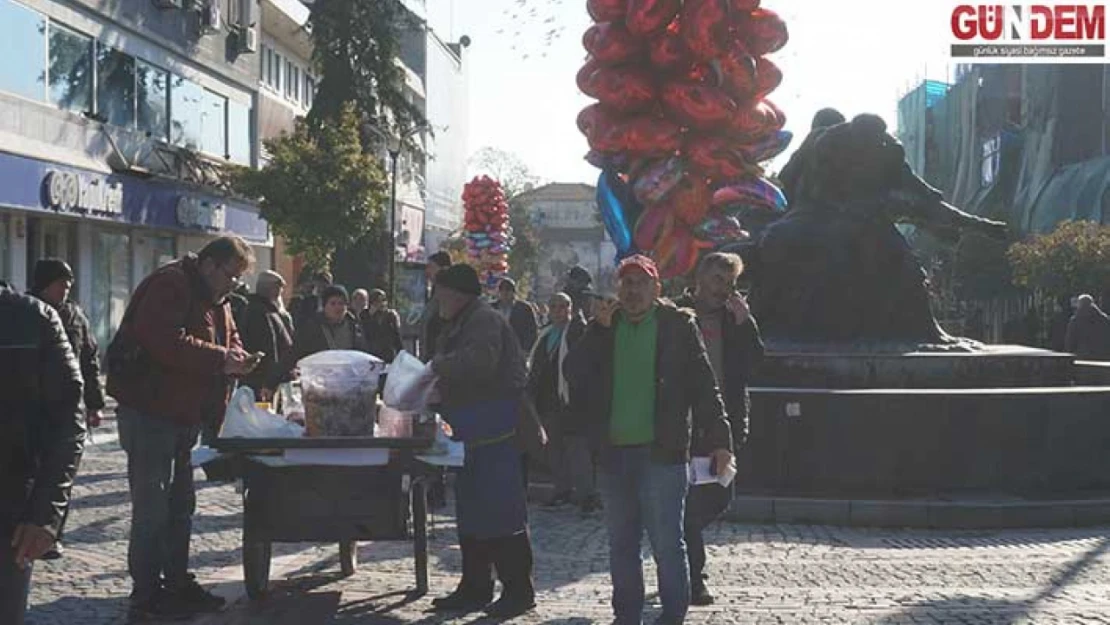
[
  {"x1": 436, "y1": 264, "x2": 481, "y2": 297},
  {"x1": 320, "y1": 284, "x2": 349, "y2": 303},
  {"x1": 33, "y1": 258, "x2": 75, "y2": 293}
]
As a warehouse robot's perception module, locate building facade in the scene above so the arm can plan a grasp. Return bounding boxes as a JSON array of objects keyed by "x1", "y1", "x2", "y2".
[
  {"x1": 512, "y1": 183, "x2": 616, "y2": 304},
  {"x1": 0, "y1": 0, "x2": 272, "y2": 349}
]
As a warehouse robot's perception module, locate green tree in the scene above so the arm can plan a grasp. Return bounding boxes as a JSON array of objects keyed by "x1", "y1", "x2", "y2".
[
  {"x1": 231, "y1": 104, "x2": 389, "y2": 270},
  {"x1": 307, "y1": 0, "x2": 426, "y2": 145},
  {"x1": 1008, "y1": 220, "x2": 1110, "y2": 299}
]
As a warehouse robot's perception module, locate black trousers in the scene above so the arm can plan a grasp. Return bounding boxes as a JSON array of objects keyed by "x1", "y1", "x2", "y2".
[
  {"x1": 683, "y1": 483, "x2": 732, "y2": 590},
  {"x1": 454, "y1": 532, "x2": 535, "y2": 601},
  {"x1": 0, "y1": 527, "x2": 32, "y2": 625}
]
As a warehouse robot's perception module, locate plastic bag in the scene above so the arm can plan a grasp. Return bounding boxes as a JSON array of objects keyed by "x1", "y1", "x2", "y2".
[
  {"x1": 220, "y1": 387, "x2": 305, "y2": 439},
  {"x1": 384, "y1": 351, "x2": 439, "y2": 412},
  {"x1": 298, "y1": 350, "x2": 384, "y2": 436}
]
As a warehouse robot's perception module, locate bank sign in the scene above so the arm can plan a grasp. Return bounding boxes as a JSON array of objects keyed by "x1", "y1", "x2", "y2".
[
  {"x1": 0, "y1": 152, "x2": 269, "y2": 244},
  {"x1": 949, "y1": 3, "x2": 1108, "y2": 61}
]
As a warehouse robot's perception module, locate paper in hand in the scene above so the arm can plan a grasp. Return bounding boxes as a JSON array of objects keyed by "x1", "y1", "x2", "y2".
[{"x1": 688, "y1": 456, "x2": 737, "y2": 487}]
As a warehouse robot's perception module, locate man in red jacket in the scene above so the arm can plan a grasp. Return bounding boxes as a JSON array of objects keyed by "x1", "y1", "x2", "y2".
[{"x1": 106, "y1": 237, "x2": 258, "y2": 620}]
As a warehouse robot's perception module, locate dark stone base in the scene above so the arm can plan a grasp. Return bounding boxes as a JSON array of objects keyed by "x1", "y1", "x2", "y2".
[
  {"x1": 753, "y1": 345, "x2": 1075, "y2": 388},
  {"x1": 742, "y1": 386, "x2": 1110, "y2": 498}
]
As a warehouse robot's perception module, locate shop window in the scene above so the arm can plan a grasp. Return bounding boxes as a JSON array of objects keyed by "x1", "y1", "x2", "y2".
[
  {"x1": 171, "y1": 75, "x2": 205, "y2": 150},
  {"x1": 97, "y1": 45, "x2": 136, "y2": 128},
  {"x1": 227, "y1": 100, "x2": 251, "y2": 165},
  {"x1": 0, "y1": 0, "x2": 46, "y2": 101},
  {"x1": 48, "y1": 23, "x2": 93, "y2": 114},
  {"x1": 137, "y1": 61, "x2": 170, "y2": 141},
  {"x1": 264, "y1": 46, "x2": 279, "y2": 91},
  {"x1": 90, "y1": 229, "x2": 131, "y2": 353},
  {"x1": 303, "y1": 75, "x2": 315, "y2": 108},
  {"x1": 200, "y1": 88, "x2": 227, "y2": 157}
]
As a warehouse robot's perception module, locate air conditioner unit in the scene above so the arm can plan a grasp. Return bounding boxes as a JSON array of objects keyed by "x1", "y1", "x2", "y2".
[
  {"x1": 236, "y1": 25, "x2": 258, "y2": 54},
  {"x1": 200, "y1": 0, "x2": 221, "y2": 33},
  {"x1": 152, "y1": 0, "x2": 184, "y2": 8}
]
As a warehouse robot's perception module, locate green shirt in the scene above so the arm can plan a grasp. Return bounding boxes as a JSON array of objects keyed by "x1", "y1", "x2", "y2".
[{"x1": 609, "y1": 308, "x2": 658, "y2": 445}]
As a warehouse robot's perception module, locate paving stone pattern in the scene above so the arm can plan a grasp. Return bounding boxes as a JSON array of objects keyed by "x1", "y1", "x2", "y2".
[{"x1": 25, "y1": 422, "x2": 1110, "y2": 624}]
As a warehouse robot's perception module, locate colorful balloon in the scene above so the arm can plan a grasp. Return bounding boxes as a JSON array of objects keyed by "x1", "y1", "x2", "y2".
[
  {"x1": 685, "y1": 135, "x2": 752, "y2": 180},
  {"x1": 634, "y1": 203, "x2": 675, "y2": 252},
  {"x1": 617, "y1": 114, "x2": 683, "y2": 157},
  {"x1": 597, "y1": 169, "x2": 641, "y2": 257},
  {"x1": 693, "y1": 212, "x2": 750, "y2": 244},
  {"x1": 576, "y1": 58, "x2": 602, "y2": 97},
  {"x1": 626, "y1": 0, "x2": 682, "y2": 36},
  {"x1": 711, "y1": 177, "x2": 787, "y2": 213},
  {"x1": 632, "y1": 156, "x2": 686, "y2": 205},
  {"x1": 648, "y1": 28, "x2": 693, "y2": 73},
  {"x1": 739, "y1": 129, "x2": 792, "y2": 163},
  {"x1": 727, "y1": 99, "x2": 785, "y2": 140},
  {"x1": 668, "y1": 175, "x2": 712, "y2": 226},
  {"x1": 717, "y1": 43, "x2": 757, "y2": 102},
  {"x1": 754, "y1": 56, "x2": 783, "y2": 99}
]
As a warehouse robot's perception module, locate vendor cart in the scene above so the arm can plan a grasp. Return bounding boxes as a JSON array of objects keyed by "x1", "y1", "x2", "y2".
[{"x1": 211, "y1": 436, "x2": 441, "y2": 600}]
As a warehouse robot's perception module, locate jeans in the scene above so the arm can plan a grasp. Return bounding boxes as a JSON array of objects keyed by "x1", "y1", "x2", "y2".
[
  {"x1": 0, "y1": 529, "x2": 32, "y2": 625},
  {"x1": 118, "y1": 407, "x2": 201, "y2": 603},
  {"x1": 599, "y1": 446, "x2": 690, "y2": 624},
  {"x1": 684, "y1": 483, "x2": 732, "y2": 592},
  {"x1": 548, "y1": 432, "x2": 598, "y2": 502}
]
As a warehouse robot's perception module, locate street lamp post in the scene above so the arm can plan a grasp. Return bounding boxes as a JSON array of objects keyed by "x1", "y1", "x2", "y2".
[{"x1": 369, "y1": 124, "x2": 430, "y2": 304}]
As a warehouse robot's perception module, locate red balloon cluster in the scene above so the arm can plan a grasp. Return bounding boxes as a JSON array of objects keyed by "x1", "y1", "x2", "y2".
[
  {"x1": 577, "y1": 0, "x2": 791, "y2": 278},
  {"x1": 462, "y1": 176, "x2": 513, "y2": 289}
]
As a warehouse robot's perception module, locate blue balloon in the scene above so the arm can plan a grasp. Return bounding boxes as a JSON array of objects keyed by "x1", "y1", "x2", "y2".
[{"x1": 596, "y1": 170, "x2": 643, "y2": 261}]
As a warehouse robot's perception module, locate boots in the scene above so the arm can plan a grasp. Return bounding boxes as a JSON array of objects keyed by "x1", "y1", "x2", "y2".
[
  {"x1": 485, "y1": 531, "x2": 537, "y2": 618},
  {"x1": 432, "y1": 536, "x2": 494, "y2": 612}
]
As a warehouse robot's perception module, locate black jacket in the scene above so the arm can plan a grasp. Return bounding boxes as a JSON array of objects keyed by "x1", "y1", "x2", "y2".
[
  {"x1": 565, "y1": 300, "x2": 732, "y2": 464},
  {"x1": 32, "y1": 296, "x2": 106, "y2": 412},
  {"x1": 239, "y1": 294, "x2": 296, "y2": 393},
  {"x1": 0, "y1": 286, "x2": 85, "y2": 536},
  {"x1": 673, "y1": 293, "x2": 764, "y2": 449},
  {"x1": 526, "y1": 317, "x2": 587, "y2": 431},
  {"x1": 499, "y1": 300, "x2": 539, "y2": 354},
  {"x1": 361, "y1": 308, "x2": 403, "y2": 363}
]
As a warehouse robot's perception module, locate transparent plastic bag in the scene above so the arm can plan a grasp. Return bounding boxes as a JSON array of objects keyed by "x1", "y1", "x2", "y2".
[
  {"x1": 298, "y1": 350, "x2": 385, "y2": 436},
  {"x1": 383, "y1": 350, "x2": 439, "y2": 412},
  {"x1": 220, "y1": 387, "x2": 305, "y2": 439}
]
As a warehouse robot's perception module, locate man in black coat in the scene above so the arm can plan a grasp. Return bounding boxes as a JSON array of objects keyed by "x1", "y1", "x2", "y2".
[
  {"x1": 30, "y1": 259, "x2": 106, "y2": 428},
  {"x1": 361, "y1": 289, "x2": 404, "y2": 363},
  {"x1": 0, "y1": 283, "x2": 85, "y2": 624},
  {"x1": 495, "y1": 278, "x2": 538, "y2": 354},
  {"x1": 673, "y1": 252, "x2": 764, "y2": 606},
  {"x1": 239, "y1": 271, "x2": 295, "y2": 401},
  {"x1": 526, "y1": 293, "x2": 592, "y2": 511}
]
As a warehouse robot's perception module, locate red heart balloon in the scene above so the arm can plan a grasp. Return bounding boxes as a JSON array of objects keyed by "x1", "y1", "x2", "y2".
[
  {"x1": 592, "y1": 66, "x2": 658, "y2": 113},
  {"x1": 741, "y1": 8, "x2": 788, "y2": 56},
  {"x1": 717, "y1": 42, "x2": 757, "y2": 102},
  {"x1": 680, "y1": 0, "x2": 730, "y2": 61},
  {"x1": 626, "y1": 0, "x2": 682, "y2": 37},
  {"x1": 754, "y1": 56, "x2": 783, "y2": 99},
  {"x1": 617, "y1": 115, "x2": 683, "y2": 157},
  {"x1": 576, "y1": 58, "x2": 602, "y2": 97},
  {"x1": 727, "y1": 99, "x2": 784, "y2": 140},
  {"x1": 648, "y1": 28, "x2": 693, "y2": 72},
  {"x1": 661, "y1": 81, "x2": 737, "y2": 130},
  {"x1": 668, "y1": 175, "x2": 712, "y2": 226},
  {"x1": 583, "y1": 22, "x2": 644, "y2": 65},
  {"x1": 685, "y1": 134, "x2": 751, "y2": 179},
  {"x1": 731, "y1": 0, "x2": 760, "y2": 9},
  {"x1": 587, "y1": 0, "x2": 626, "y2": 22}
]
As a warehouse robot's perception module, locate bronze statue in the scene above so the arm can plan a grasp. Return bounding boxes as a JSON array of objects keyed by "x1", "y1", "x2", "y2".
[{"x1": 748, "y1": 113, "x2": 1007, "y2": 348}]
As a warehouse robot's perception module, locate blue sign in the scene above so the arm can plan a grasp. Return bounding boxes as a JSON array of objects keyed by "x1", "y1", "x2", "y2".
[{"x1": 0, "y1": 151, "x2": 269, "y2": 243}]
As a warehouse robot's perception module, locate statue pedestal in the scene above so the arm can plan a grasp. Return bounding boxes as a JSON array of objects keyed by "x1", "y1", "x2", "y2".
[{"x1": 740, "y1": 347, "x2": 1110, "y2": 525}]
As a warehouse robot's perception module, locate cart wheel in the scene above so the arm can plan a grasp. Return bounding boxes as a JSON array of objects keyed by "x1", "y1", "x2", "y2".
[
  {"x1": 243, "y1": 538, "x2": 272, "y2": 600},
  {"x1": 339, "y1": 540, "x2": 358, "y2": 577}
]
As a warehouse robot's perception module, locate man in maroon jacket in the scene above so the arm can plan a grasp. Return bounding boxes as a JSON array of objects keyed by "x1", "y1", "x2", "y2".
[{"x1": 106, "y1": 236, "x2": 258, "y2": 620}]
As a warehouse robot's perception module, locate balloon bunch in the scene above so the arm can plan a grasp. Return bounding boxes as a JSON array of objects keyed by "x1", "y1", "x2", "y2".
[
  {"x1": 578, "y1": 0, "x2": 791, "y2": 278},
  {"x1": 461, "y1": 176, "x2": 514, "y2": 289}
]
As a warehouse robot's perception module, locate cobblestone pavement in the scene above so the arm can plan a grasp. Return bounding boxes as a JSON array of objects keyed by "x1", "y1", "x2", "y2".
[{"x1": 24, "y1": 422, "x2": 1110, "y2": 624}]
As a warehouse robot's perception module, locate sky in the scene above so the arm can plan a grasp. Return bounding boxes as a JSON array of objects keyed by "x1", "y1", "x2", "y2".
[{"x1": 436, "y1": 0, "x2": 956, "y2": 186}]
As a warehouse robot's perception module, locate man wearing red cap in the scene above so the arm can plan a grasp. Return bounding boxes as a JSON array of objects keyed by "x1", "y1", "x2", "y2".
[{"x1": 566, "y1": 254, "x2": 734, "y2": 625}]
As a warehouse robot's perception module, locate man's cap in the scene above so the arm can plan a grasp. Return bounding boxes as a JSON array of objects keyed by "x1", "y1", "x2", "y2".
[
  {"x1": 33, "y1": 258, "x2": 75, "y2": 293},
  {"x1": 436, "y1": 264, "x2": 482, "y2": 296},
  {"x1": 499, "y1": 277, "x2": 517, "y2": 292},
  {"x1": 567, "y1": 265, "x2": 593, "y2": 285},
  {"x1": 617, "y1": 254, "x2": 660, "y2": 281}
]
